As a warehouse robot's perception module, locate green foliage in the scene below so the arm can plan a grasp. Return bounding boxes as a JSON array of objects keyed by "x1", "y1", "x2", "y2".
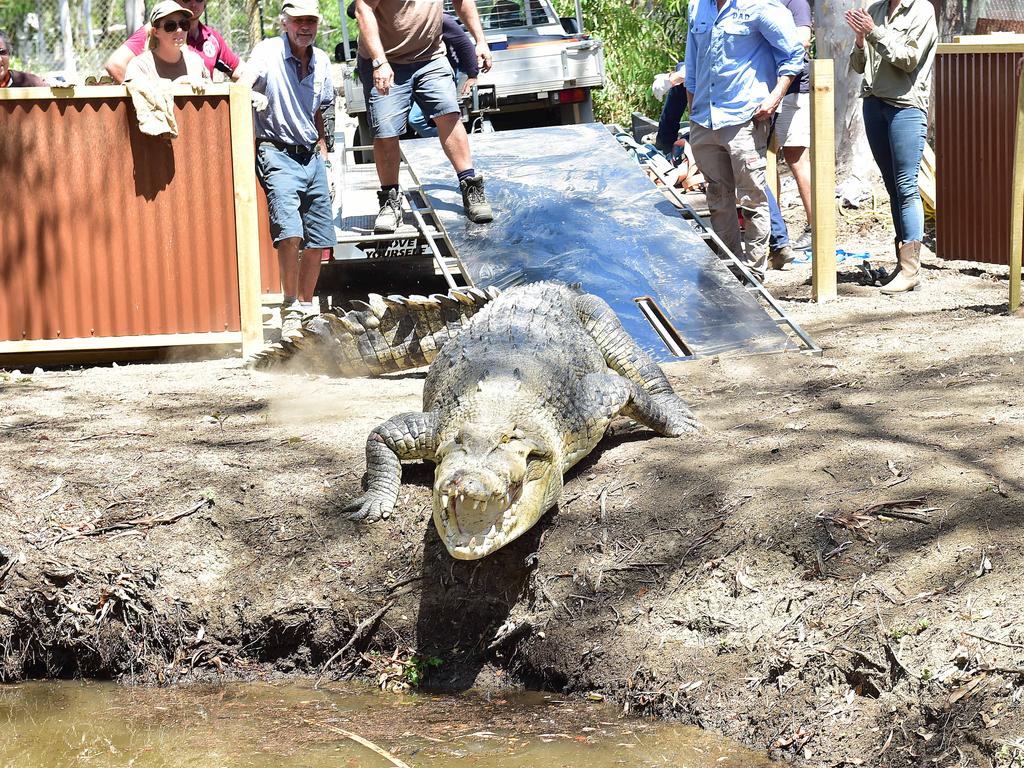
[
  {"x1": 889, "y1": 618, "x2": 930, "y2": 641},
  {"x1": 553, "y1": 0, "x2": 688, "y2": 125},
  {"x1": 404, "y1": 653, "x2": 443, "y2": 687}
]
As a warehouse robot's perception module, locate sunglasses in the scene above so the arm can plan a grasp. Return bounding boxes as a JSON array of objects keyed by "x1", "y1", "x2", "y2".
[{"x1": 160, "y1": 18, "x2": 190, "y2": 32}]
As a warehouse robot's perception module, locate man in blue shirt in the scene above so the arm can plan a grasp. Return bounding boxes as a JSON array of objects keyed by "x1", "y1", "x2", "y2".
[
  {"x1": 243, "y1": 0, "x2": 335, "y2": 338},
  {"x1": 684, "y1": 0, "x2": 804, "y2": 280}
]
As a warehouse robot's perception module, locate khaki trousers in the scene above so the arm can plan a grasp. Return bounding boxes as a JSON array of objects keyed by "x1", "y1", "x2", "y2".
[{"x1": 689, "y1": 119, "x2": 770, "y2": 277}]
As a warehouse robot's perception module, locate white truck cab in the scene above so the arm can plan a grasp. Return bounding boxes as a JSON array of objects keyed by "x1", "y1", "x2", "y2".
[{"x1": 338, "y1": 0, "x2": 605, "y2": 142}]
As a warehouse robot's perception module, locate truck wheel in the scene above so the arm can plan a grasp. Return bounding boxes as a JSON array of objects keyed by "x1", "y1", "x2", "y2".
[{"x1": 559, "y1": 93, "x2": 595, "y2": 125}]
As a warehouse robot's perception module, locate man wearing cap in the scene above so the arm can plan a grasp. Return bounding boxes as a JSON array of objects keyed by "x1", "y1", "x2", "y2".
[
  {"x1": 354, "y1": 0, "x2": 494, "y2": 233},
  {"x1": 240, "y1": 0, "x2": 335, "y2": 338},
  {"x1": 0, "y1": 31, "x2": 46, "y2": 87},
  {"x1": 104, "y1": 0, "x2": 247, "y2": 83},
  {"x1": 683, "y1": 0, "x2": 804, "y2": 281}
]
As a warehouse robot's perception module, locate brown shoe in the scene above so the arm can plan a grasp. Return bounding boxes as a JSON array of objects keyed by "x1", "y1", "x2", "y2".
[{"x1": 769, "y1": 245, "x2": 795, "y2": 270}]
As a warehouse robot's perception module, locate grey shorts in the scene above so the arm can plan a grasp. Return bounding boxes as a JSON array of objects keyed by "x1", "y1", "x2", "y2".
[
  {"x1": 255, "y1": 142, "x2": 335, "y2": 249},
  {"x1": 774, "y1": 92, "x2": 810, "y2": 149},
  {"x1": 358, "y1": 55, "x2": 460, "y2": 139}
]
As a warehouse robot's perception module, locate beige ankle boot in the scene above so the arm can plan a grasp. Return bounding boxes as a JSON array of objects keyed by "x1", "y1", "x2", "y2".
[{"x1": 880, "y1": 240, "x2": 922, "y2": 294}]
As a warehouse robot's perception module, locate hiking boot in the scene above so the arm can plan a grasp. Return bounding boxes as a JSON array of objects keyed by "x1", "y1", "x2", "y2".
[
  {"x1": 374, "y1": 188, "x2": 403, "y2": 234},
  {"x1": 459, "y1": 175, "x2": 494, "y2": 223},
  {"x1": 769, "y1": 245, "x2": 795, "y2": 270},
  {"x1": 792, "y1": 226, "x2": 812, "y2": 251},
  {"x1": 280, "y1": 301, "x2": 304, "y2": 339}
]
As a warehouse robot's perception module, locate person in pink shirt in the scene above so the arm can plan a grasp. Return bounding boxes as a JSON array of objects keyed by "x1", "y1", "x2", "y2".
[{"x1": 104, "y1": 0, "x2": 247, "y2": 82}]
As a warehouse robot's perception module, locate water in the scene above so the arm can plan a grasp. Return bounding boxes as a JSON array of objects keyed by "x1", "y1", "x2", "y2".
[{"x1": 0, "y1": 681, "x2": 774, "y2": 767}]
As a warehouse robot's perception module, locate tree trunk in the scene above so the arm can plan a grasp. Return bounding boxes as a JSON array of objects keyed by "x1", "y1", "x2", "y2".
[
  {"x1": 125, "y1": 0, "x2": 144, "y2": 36},
  {"x1": 59, "y1": 0, "x2": 77, "y2": 74},
  {"x1": 814, "y1": 1, "x2": 873, "y2": 178}
]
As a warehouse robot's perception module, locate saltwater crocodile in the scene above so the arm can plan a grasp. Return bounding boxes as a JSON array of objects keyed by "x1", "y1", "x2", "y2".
[{"x1": 250, "y1": 282, "x2": 701, "y2": 559}]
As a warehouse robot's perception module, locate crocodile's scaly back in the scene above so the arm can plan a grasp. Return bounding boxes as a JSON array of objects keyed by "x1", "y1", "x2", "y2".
[{"x1": 246, "y1": 286, "x2": 500, "y2": 376}]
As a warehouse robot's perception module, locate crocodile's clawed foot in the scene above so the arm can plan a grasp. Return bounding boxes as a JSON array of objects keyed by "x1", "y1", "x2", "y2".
[
  {"x1": 341, "y1": 495, "x2": 393, "y2": 522},
  {"x1": 657, "y1": 395, "x2": 703, "y2": 436}
]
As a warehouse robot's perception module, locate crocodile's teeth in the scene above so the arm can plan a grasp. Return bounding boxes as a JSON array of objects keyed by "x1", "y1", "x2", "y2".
[
  {"x1": 440, "y1": 493, "x2": 449, "y2": 510},
  {"x1": 503, "y1": 509, "x2": 513, "y2": 521},
  {"x1": 469, "y1": 536, "x2": 477, "y2": 547},
  {"x1": 458, "y1": 493, "x2": 465, "y2": 505},
  {"x1": 486, "y1": 524, "x2": 497, "y2": 539}
]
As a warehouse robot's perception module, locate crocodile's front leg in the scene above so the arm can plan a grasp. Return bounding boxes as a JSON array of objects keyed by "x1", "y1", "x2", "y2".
[
  {"x1": 343, "y1": 412, "x2": 439, "y2": 522},
  {"x1": 575, "y1": 373, "x2": 699, "y2": 453}
]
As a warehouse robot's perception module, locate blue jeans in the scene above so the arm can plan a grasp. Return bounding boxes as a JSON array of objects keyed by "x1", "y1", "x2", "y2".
[
  {"x1": 658, "y1": 84, "x2": 788, "y2": 248},
  {"x1": 767, "y1": 186, "x2": 789, "y2": 249},
  {"x1": 255, "y1": 143, "x2": 335, "y2": 249},
  {"x1": 408, "y1": 102, "x2": 438, "y2": 138},
  {"x1": 862, "y1": 96, "x2": 927, "y2": 243}
]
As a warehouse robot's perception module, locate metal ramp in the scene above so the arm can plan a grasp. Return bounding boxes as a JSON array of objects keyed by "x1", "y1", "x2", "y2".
[{"x1": 400, "y1": 122, "x2": 818, "y2": 361}]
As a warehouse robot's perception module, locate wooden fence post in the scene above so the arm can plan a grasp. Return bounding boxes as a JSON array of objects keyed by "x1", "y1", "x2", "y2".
[
  {"x1": 1010, "y1": 64, "x2": 1024, "y2": 314},
  {"x1": 810, "y1": 58, "x2": 837, "y2": 302},
  {"x1": 229, "y1": 83, "x2": 265, "y2": 356}
]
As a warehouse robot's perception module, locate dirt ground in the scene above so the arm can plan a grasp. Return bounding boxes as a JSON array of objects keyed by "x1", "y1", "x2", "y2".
[{"x1": 1, "y1": 201, "x2": 1023, "y2": 768}]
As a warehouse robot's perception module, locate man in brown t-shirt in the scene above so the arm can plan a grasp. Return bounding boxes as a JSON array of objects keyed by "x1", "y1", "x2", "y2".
[{"x1": 355, "y1": 0, "x2": 494, "y2": 232}]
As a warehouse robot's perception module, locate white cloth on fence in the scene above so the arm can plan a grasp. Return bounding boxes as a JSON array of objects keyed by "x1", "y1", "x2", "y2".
[{"x1": 125, "y1": 78, "x2": 179, "y2": 139}]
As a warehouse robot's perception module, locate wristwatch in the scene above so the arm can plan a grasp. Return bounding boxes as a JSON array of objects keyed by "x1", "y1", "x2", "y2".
[{"x1": 371, "y1": 57, "x2": 387, "y2": 69}]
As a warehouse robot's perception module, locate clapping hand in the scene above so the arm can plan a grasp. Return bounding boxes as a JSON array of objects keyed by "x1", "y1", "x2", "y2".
[{"x1": 845, "y1": 8, "x2": 874, "y2": 46}]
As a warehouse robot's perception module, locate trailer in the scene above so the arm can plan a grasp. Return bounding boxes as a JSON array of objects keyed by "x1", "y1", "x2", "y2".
[
  {"x1": 336, "y1": 0, "x2": 605, "y2": 145},
  {"x1": 316, "y1": 123, "x2": 818, "y2": 361}
]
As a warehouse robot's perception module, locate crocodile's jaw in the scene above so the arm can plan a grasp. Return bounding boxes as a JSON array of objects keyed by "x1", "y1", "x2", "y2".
[{"x1": 432, "y1": 460, "x2": 559, "y2": 560}]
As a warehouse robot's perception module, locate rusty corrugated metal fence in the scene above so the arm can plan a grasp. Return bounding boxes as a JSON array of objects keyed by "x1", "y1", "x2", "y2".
[
  {"x1": 0, "y1": 84, "x2": 264, "y2": 355},
  {"x1": 934, "y1": 40, "x2": 1024, "y2": 265}
]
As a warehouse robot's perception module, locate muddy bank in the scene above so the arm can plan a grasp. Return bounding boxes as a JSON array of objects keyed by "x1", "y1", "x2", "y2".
[{"x1": 1, "y1": 248, "x2": 1022, "y2": 767}]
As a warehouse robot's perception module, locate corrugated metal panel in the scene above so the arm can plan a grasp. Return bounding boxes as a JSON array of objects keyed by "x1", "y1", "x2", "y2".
[
  {"x1": 0, "y1": 93, "x2": 242, "y2": 342},
  {"x1": 976, "y1": 19, "x2": 1024, "y2": 34},
  {"x1": 935, "y1": 49, "x2": 1023, "y2": 265},
  {"x1": 982, "y1": 0, "x2": 1024, "y2": 21},
  {"x1": 257, "y1": 185, "x2": 281, "y2": 295}
]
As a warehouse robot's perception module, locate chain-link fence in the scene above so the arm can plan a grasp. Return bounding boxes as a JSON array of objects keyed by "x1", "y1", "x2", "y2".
[{"x1": 0, "y1": 0, "x2": 346, "y2": 80}]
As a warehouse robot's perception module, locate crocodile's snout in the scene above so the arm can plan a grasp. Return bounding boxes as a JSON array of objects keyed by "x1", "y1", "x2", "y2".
[{"x1": 432, "y1": 443, "x2": 552, "y2": 560}]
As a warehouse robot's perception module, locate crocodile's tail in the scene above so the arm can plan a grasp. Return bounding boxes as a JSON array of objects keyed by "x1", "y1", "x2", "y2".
[{"x1": 246, "y1": 286, "x2": 501, "y2": 376}]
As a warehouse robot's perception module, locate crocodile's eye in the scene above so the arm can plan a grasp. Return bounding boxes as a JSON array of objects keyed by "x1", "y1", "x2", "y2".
[{"x1": 500, "y1": 434, "x2": 511, "y2": 444}]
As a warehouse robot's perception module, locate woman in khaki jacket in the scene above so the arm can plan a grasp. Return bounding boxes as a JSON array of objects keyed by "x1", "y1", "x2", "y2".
[{"x1": 847, "y1": 0, "x2": 937, "y2": 293}]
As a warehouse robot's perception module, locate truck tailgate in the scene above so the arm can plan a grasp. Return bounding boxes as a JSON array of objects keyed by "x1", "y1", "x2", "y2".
[{"x1": 480, "y1": 40, "x2": 604, "y2": 97}]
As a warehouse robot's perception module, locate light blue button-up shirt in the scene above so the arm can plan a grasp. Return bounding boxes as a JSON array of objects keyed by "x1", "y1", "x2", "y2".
[
  {"x1": 684, "y1": 0, "x2": 804, "y2": 130},
  {"x1": 250, "y1": 34, "x2": 335, "y2": 146}
]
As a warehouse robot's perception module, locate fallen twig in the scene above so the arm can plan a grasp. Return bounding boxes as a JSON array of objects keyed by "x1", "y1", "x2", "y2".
[
  {"x1": 861, "y1": 497, "x2": 935, "y2": 524},
  {"x1": 67, "y1": 431, "x2": 155, "y2": 442},
  {"x1": 315, "y1": 601, "x2": 395, "y2": 688},
  {"x1": 303, "y1": 718, "x2": 412, "y2": 768},
  {"x1": 963, "y1": 631, "x2": 1024, "y2": 651},
  {"x1": 52, "y1": 499, "x2": 213, "y2": 545}
]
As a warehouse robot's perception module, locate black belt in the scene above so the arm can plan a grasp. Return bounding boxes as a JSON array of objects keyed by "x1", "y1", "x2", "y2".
[{"x1": 258, "y1": 138, "x2": 318, "y2": 155}]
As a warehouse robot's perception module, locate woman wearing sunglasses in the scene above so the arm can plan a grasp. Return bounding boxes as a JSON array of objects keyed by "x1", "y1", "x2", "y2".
[
  {"x1": 105, "y1": 0, "x2": 246, "y2": 83},
  {"x1": 123, "y1": 0, "x2": 209, "y2": 83}
]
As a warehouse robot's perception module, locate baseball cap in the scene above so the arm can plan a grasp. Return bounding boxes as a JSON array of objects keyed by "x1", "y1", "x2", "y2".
[
  {"x1": 149, "y1": 0, "x2": 193, "y2": 24},
  {"x1": 282, "y1": 0, "x2": 322, "y2": 18}
]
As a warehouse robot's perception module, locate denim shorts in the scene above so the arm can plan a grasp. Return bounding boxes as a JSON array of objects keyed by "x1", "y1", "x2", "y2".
[
  {"x1": 255, "y1": 142, "x2": 335, "y2": 249},
  {"x1": 358, "y1": 55, "x2": 460, "y2": 139}
]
